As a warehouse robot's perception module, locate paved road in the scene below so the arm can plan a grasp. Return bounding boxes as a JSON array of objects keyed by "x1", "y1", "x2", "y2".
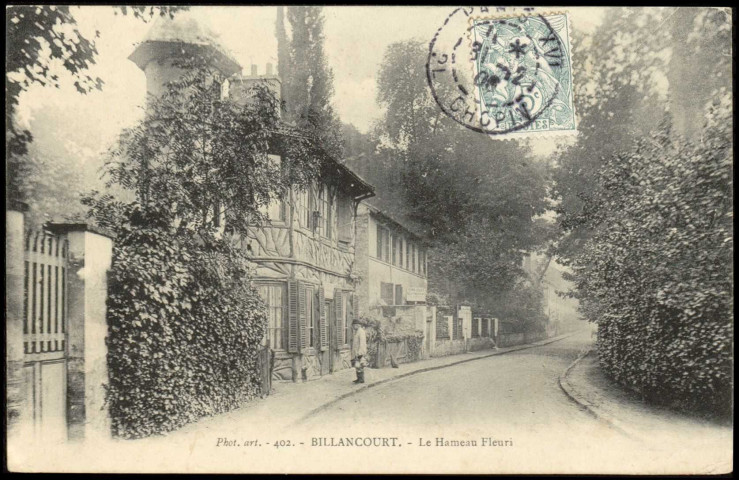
[
  {"x1": 296, "y1": 331, "x2": 727, "y2": 474},
  {"x1": 302, "y1": 331, "x2": 594, "y2": 432}
]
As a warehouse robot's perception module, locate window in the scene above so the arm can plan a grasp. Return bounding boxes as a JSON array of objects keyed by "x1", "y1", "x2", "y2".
[
  {"x1": 394, "y1": 284, "x2": 403, "y2": 306},
  {"x1": 337, "y1": 195, "x2": 352, "y2": 243},
  {"x1": 260, "y1": 193, "x2": 285, "y2": 222},
  {"x1": 376, "y1": 224, "x2": 383, "y2": 259},
  {"x1": 297, "y1": 187, "x2": 311, "y2": 229},
  {"x1": 376, "y1": 226, "x2": 391, "y2": 262},
  {"x1": 406, "y1": 240, "x2": 410, "y2": 270},
  {"x1": 382, "y1": 228, "x2": 391, "y2": 263},
  {"x1": 257, "y1": 283, "x2": 287, "y2": 350},
  {"x1": 392, "y1": 235, "x2": 397, "y2": 265},
  {"x1": 258, "y1": 154, "x2": 285, "y2": 222},
  {"x1": 472, "y1": 318, "x2": 480, "y2": 338},
  {"x1": 398, "y1": 238, "x2": 404, "y2": 268},
  {"x1": 318, "y1": 184, "x2": 334, "y2": 239},
  {"x1": 409, "y1": 243, "x2": 415, "y2": 273},
  {"x1": 305, "y1": 285, "x2": 314, "y2": 348},
  {"x1": 481, "y1": 318, "x2": 490, "y2": 337},
  {"x1": 380, "y1": 282, "x2": 394, "y2": 305},
  {"x1": 420, "y1": 248, "x2": 426, "y2": 276}
]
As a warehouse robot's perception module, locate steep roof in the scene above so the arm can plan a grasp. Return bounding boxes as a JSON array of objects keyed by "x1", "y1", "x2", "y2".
[
  {"x1": 269, "y1": 124, "x2": 375, "y2": 200},
  {"x1": 129, "y1": 12, "x2": 241, "y2": 76}
]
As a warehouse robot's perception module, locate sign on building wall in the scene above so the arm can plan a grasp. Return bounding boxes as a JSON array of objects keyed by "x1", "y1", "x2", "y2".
[{"x1": 406, "y1": 287, "x2": 426, "y2": 302}]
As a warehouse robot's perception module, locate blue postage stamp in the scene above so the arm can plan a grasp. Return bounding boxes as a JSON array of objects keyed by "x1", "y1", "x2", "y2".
[{"x1": 468, "y1": 13, "x2": 575, "y2": 136}]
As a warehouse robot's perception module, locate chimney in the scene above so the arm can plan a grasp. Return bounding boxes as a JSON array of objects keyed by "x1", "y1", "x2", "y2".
[
  {"x1": 251, "y1": 64, "x2": 258, "y2": 76},
  {"x1": 266, "y1": 62, "x2": 274, "y2": 76}
]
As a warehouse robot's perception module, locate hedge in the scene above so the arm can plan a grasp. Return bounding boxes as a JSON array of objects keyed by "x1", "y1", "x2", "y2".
[
  {"x1": 105, "y1": 216, "x2": 267, "y2": 438},
  {"x1": 574, "y1": 107, "x2": 733, "y2": 418}
]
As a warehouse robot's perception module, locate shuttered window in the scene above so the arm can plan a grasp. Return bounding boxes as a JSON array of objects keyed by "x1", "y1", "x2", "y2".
[
  {"x1": 481, "y1": 318, "x2": 490, "y2": 337},
  {"x1": 256, "y1": 283, "x2": 287, "y2": 350},
  {"x1": 288, "y1": 280, "x2": 299, "y2": 352},
  {"x1": 394, "y1": 284, "x2": 403, "y2": 306},
  {"x1": 335, "y1": 290, "x2": 344, "y2": 345}
]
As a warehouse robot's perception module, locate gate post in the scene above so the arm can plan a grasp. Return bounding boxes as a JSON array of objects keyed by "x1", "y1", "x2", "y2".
[
  {"x1": 50, "y1": 224, "x2": 113, "y2": 441},
  {"x1": 6, "y1": 205, "x2": 28, "y2": 441}
]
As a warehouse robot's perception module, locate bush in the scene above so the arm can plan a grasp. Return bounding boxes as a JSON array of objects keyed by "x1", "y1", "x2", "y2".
[
  {"x1": 573, "y1": 102, "x2": 733, "y2": 418},
  {"x1": 104, "y1": 206, "x2": 267, "y2": 438}
]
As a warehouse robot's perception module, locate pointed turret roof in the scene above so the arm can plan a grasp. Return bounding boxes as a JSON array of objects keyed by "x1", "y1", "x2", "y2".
[{"x1": 129, "y1": 12, "x2": 241, "y2": 76}]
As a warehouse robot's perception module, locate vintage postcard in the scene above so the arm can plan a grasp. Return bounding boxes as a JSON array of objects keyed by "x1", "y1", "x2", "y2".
[{"x1": 5, "y1": 5, "x2": 733, "y2": 474}]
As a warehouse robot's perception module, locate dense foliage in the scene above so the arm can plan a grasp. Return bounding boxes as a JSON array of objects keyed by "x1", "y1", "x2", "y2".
[
  {"x1": 86, "y1": 61, "x2": 324, "y2": 437},
  {"x1": 103, "y1": 207, "x2": 266, "y2": 438},
  {"x1": 345, "y1": 39, "x2": 552, "y2": 319},
  {"x1": 574, "y1": 106, "x2": 733, "y2": 417},
  {"x1": 277, "y1": 6, "x2": 344, "y2": 157},
  {"x1": 553, "y1": 8, "x2": 733, "y2": 417}
]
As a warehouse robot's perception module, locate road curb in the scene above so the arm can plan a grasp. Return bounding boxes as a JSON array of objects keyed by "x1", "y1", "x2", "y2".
[
  {"x1": 293, "y1": 333, "x2": 575, "y2": 426},
  {"x1": 558, "y1": 349, "x2": 640, "y2": 441}
]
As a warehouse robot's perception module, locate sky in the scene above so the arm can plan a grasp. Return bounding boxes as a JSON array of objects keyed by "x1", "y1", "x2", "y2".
[{"x1": 15, "y1": 6, "x2": 606, "y2": 167}]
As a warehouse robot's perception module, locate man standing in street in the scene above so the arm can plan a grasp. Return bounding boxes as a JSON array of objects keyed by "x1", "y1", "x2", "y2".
[{"x1": 351, "y1": 319, "x2": 367, "y2": 384}]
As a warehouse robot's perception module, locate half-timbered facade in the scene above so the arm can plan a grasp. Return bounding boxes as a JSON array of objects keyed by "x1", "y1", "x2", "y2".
[{"x1": 244, "y1": 160, "x2": 373, "y2": 381}]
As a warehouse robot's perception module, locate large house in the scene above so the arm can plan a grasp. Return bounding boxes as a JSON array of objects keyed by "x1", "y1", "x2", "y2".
[
  {"x1": 129, "y1": 14, "x2": 374, "y2": 382},
  {"x1": 354, "y1": 202, "x2": 431, "y2": 362}
]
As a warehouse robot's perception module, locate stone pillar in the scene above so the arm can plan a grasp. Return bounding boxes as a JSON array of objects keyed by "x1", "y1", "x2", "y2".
[
  {"x1": 51, "y1": 225, "x2": 113, "y2": 441},
  {"x1": 6, "y1": 207, "x2": 27, "y2": 440}
]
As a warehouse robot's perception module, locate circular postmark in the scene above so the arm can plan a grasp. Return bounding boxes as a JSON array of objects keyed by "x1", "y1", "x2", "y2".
[{"x1": 426, "y1": 8, "x2": 572, "y2": 135}]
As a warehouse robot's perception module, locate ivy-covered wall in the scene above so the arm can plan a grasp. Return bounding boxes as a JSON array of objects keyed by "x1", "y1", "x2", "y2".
[{"x1": 105, "y1": 222, "x2": 267, "y2": 438}]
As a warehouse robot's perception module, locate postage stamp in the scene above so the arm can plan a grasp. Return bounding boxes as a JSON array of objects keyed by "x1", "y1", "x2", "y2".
[{"x1": 426, "y1": 8, "x2": 576, "y2": 137}]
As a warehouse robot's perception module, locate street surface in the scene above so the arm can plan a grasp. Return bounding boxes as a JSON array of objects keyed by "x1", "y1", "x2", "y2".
[
  {"x1": 297, "y1": 330, "x2": 732, "y2": 474},
  {"x1": 12, "y1": 329, "x2": 731, "y2": 474}
]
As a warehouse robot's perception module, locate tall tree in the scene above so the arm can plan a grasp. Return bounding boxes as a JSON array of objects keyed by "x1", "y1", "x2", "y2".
[
  {"x1": 551, "y1": 8, "x2": 672, "y2": 257},
  {"x1": 275, "y1": 6, "x2": 290, "y2": 107},
  {"x1": 375, "y1": 39, "x2": 551, "y2": 316},
  {"x1": 278, "y1": 6, "x2": 343, "y2": 157}
]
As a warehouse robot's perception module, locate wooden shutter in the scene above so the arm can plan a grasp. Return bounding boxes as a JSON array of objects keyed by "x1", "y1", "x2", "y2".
[
  {"x1": 394, "y1": 284, "x2": 403, "y2": 306},
  {"x1": 299, "y1": 283, "x2": 309, "y2": 350},
  {"x1": 319, "y1": 287, "x2": 327, "y2": 351},
  {"x1": 335, "y1": 290, "x2": 343, "y2": 345},
  {"x1": 288, "y1": 279, "x2": 299, "y2": 353},
  {"x1": 349, "y1": 292, "x2": 355, "y2": 322}
]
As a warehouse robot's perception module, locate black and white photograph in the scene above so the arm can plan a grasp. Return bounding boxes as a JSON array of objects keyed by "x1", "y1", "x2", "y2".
[{"x1": 4, "y1": 5, "x2": 733, "y2": 474}]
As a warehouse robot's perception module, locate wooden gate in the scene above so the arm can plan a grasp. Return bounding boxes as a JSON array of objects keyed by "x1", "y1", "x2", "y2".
[{"x1": 22, "y1": 230, "x2": 69, "y2": 442}]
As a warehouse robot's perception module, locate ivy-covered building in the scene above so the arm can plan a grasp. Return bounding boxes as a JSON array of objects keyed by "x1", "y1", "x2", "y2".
[{"x1": 129, "y1": 14, "x2": 374, "y2": 382}]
